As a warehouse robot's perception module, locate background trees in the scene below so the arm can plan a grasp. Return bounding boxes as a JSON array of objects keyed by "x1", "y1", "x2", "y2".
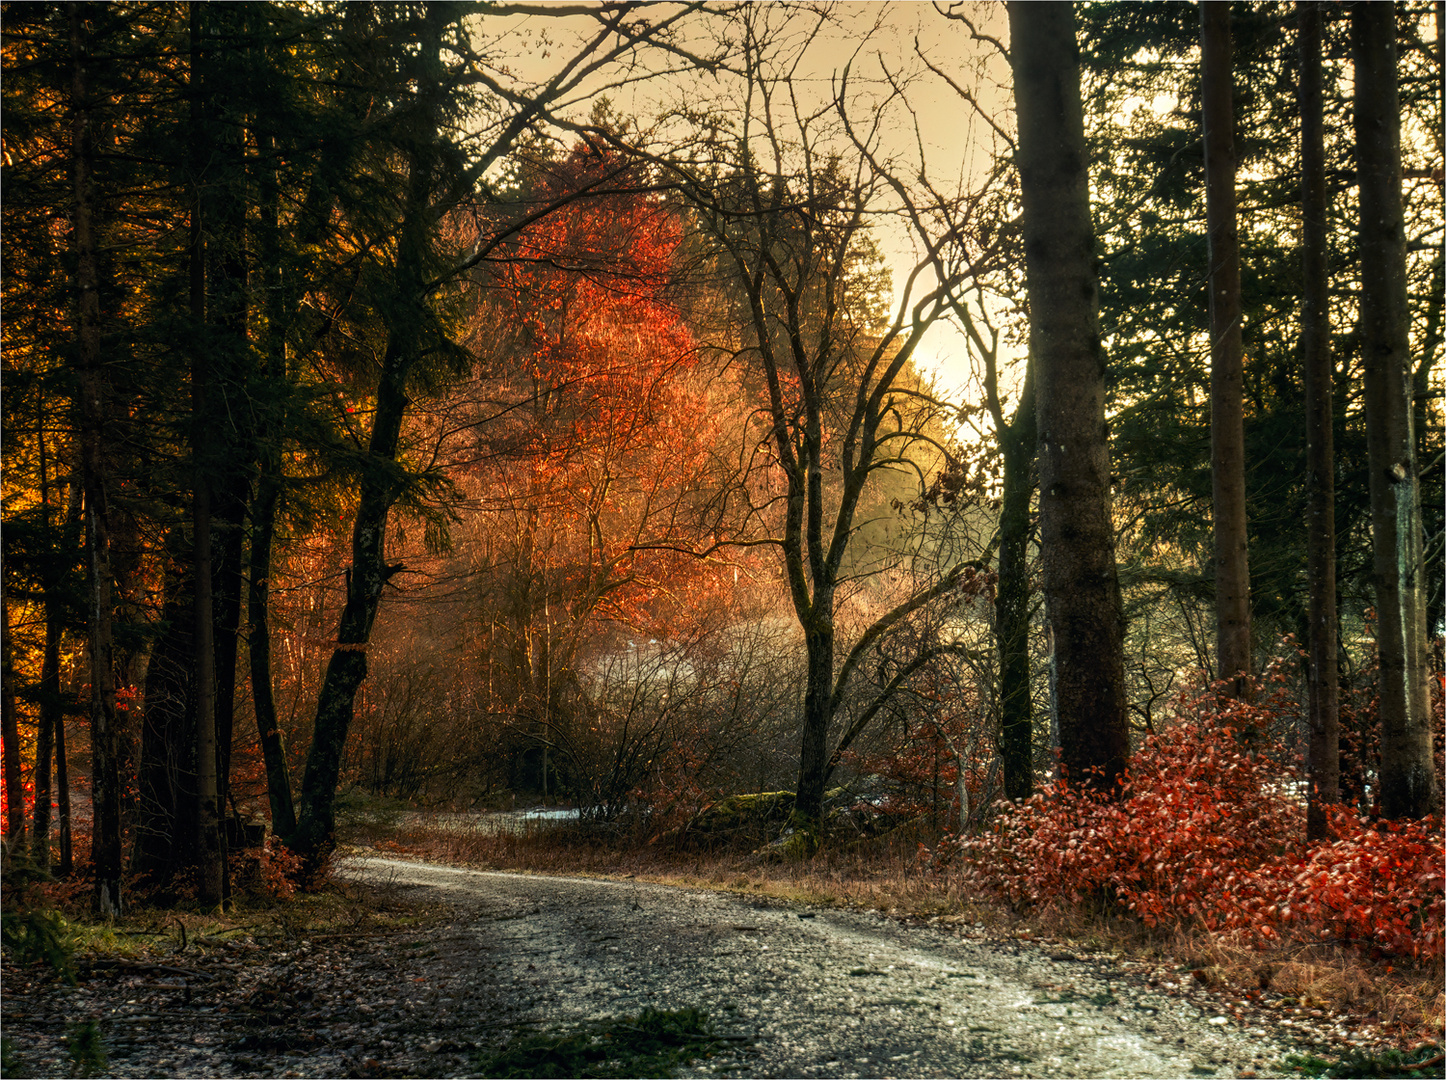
[
  {"x1": 0, "y1": 2, "x2": 1440, "y2": 904},
  {"x1": 1074, "y1": 1, "x2": 1441, "y2": 817},
  {"x1": 1199, "y1": 0, "x2": 1254, "y2": 699}
]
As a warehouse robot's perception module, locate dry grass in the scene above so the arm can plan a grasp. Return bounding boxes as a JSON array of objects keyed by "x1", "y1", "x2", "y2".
[
  {"x1": 346, "y1": 811, "x2": 1018, "y2": 926},
  {"x1": 1016, "y1": 894, "x2": 1446, "y2": 1044}
]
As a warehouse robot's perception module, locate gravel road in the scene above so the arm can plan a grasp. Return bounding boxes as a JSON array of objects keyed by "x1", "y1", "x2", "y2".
[{"x1": 341, "y1": 854, "x2": 1294, "y2": 1079}]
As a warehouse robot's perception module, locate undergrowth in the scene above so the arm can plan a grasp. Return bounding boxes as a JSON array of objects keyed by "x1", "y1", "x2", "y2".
[
  {"x1": 1, "y1": 909, "x2": 78, "y2": 984},
  {"x1": 63, "y1": 1020, "x2": 107, "y2": 1078},
  {"x1": 932, "y1": 695, "x2": 1444, "y2": 964}
]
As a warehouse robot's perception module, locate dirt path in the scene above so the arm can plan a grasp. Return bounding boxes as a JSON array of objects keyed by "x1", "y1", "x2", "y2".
[{"x1": 341, "y1": 854, "x2": 1292, "y2": 1078}]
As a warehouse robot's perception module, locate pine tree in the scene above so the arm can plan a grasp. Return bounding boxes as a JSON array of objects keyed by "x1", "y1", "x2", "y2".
[{"x1": 1008, "y1": 0, "x2": 1131, "y2": 794}]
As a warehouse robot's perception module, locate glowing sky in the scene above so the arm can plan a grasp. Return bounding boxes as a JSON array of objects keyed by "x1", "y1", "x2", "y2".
[{"x1": 470, "y1": 1, "x2": 1018, "y2": 408}]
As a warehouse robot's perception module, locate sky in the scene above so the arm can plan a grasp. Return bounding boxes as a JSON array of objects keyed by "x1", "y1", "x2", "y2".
[{"x1": 469, "y1": 1, "x2": 1019, "y2": 407}]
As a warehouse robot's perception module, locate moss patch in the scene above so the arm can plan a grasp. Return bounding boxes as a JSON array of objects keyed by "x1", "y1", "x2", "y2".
[
  {"x1": 1282, "y1": 1044, "x2": 1443, "y2": 1079},
  {"x1": 680, "y1": 792, "x2": 795, "y2": 847},
  {"x1": 476, "y1": 1007, "x2": 742, "y2": 1078}
]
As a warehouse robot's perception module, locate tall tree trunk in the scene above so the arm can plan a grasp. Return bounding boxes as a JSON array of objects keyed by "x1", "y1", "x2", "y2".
[
  {"x1": 997, "y1": 367, "x2": 1037, "y2": 802},
  {"x1": 1298, "y1": 0, "x2": 1340, "y2": 841},
  {"x1": 1352, "y1": 1, "x2": 1437, "y2": 819},
  {"x1": 247, "y1": 470, "x2": 295, "y2": 837},
  {"x1": 55, "y1": 700, "x2": 71, "y2": 876},
  {"x1": 1200, "y1": 1, "x2": 1253, "y2": 699},
  {"x1": 247, "y1": 109, "x2": 297, "y2": 840},
  {"x1": 208, "y1": 11, "x2": 251, "y2": 826},
  {"x1": 291, "y1": 6, "x2": 454, "y2": 864},
  {"x1": 291, "y1": 348, "x2": 411, "y2": 860},
  {"x1": 1, "y1": 590, "x2": 22, "y2": 843},
  {"x1": 189, "y1": 1, "x2": 225, "y2": 905},
  {"x1": 33, "y1": 563, "x2": 60, "y2": 868},
  {"x1": 134, "y1": 563, "x2": 195, "y2": 876},
  {"x1": 71, "y1": 0, "x2": 122, "y2": 915},
  {"x1": 1008, "y1": 1, "x2": 1130, "y2": 794},
  {"x1": 31, "y1": 427, "x2": 69, "y2": 868},
  {"x1": 794, "y1": 614, "x2": 836, "y2": 835}
]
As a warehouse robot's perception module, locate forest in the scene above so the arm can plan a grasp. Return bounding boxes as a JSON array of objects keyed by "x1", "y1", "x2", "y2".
[{"x1": 0, "y1": 0, "x2": 1442, "y2": 1005}]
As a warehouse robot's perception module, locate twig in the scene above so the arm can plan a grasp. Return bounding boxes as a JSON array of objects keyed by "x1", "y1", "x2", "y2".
[
  {"x1": 80, "y1": 958, "x2": 219, "y2": 982},
  {"x1": 1382, "y1": 1053, "x2": 1444, "y2": 1074}
]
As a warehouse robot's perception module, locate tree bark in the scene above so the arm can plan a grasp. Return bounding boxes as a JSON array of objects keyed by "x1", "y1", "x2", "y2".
[
  {"x1": 291, "y1": 348, "x2": 411, "y2": 860},
  {"x1": 1352, "y1": 1, "x2": 1437, "y2": 819},
  {"x1": 996, "y1": 365, "x2": 1037, "y2": 802},
  {"x1": 55, "y1": 699, "x2": 71, "y2": 876},
  {"x1": 189, "y1": 1, "x2": 225, "y2": 904},
  {"x1": 248, "y1": 104, "x2": 298, "y2": 840},
  {"x1": 71, "y1": 0, "x2": 122, "y2": 915},
  {"x1": 1, "y1": 590, "x2": 22, "y2": 843},
  {"x1": 1298, "y1": 0, "x2": 1340, "y2": 841},
  {"x1": 134, "y1": 564, "x2": 195, "y2": 876},
  {"x1": 1200, "y1": 1, "x2": 1253, "y2": 699},
  {"x1": 247, "y1": 414, "x2": 297, "y2": 841},
  {"x1": 33, "y1": 553, "x2": 60, "y2": 867},
  {"x1": 1008, "y1": 1, "x2": 1130, "y2": 794},
  {"x1": 207, "y1": 9, "x2": 252, "y2": 828}
]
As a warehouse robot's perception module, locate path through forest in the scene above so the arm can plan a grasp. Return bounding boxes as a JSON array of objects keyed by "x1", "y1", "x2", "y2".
[
  {"x1": 1, "y1": 853, "x2": 1304, "y2": 1077},
  {"x1": 340, "y1": 855, "x2": 1291, "y2": 1078}
]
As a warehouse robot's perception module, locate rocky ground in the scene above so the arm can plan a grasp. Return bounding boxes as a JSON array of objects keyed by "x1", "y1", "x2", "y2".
[{"x1": 0, "y1": 852, "x2": 1422, "y2": 1079}]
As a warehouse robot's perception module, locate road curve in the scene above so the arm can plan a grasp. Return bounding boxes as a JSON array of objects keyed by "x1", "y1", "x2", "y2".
[{"x1": 341, "y1": 855, "x2": 1289, "y2": 1079}]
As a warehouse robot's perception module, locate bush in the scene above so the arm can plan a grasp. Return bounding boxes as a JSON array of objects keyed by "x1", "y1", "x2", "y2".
[
  {"x1": 1282, "y1": 810, "x2": 1444, "y2": 961},
  {"x1": 228, "y1": 837, "x2": 305, "y2": 901},
  {"x1": 938, "y1": 677, "x2": 1445, "y2": 963},
  {"x1": 1, "y1": 909, "x2": 78, "y2": 984}
]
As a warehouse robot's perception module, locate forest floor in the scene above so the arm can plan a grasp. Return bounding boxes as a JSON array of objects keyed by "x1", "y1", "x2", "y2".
[{"x1": 0, "y1": 807, "x2": 1440, "y2": 1078}]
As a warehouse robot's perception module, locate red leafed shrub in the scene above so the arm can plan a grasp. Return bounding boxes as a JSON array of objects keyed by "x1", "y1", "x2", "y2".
[
  {"x1": 1281, "y1": 811, "x2": 1444, "y2": 961},
  {"x1": 228, "y1": 837, "x2": 305, "y2": 901},
  {"x1": 938, "y1": 672, "x2": 1445, "y2": 963},
  {"x1": 942, "y1": 704, "x2": 1303, "y2": 924}
]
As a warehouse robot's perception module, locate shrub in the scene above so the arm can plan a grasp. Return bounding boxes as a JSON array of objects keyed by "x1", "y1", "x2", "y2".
[
  {"x1": 228, "y1": 837, "x2": 305, "y2": 901},
  {"x1": 0, "y1": 909, "x2": 78, "y2": 984},
  {"x1": 938, "y1": 673, "x2": 1445, "y2": 963},
  {"x1": 1282, "y1": 810, "x2": 1444, "y2": 961}
]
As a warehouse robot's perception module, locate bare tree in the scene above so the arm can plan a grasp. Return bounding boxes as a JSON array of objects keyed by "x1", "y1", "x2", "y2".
[{"x1": 637, "y1": 6, "x2": 994, "y2": 841}]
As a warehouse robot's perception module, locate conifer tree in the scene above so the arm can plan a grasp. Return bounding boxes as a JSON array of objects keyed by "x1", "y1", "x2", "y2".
[
  {"x1": 1353, "y1": 0, "x2": 1437, "y2": 820},
  {"x1": 1008, "y1": 0, "x2": 1130, "y2": 793}
]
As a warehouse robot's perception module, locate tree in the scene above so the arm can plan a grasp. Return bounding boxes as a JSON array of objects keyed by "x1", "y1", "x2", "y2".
[
  {"x1": 1297, "y1": 0, "x2": 1339, "y2": 840},
  {"x1": 186, "y1": 2, "x2": 226, "y2": 904},
  {"x1": 918, "y1": 7, "x2": 1042, "y2": 801},
  {"x1": 1, "y1": 591, "x2": 21, "y2": 842},
  {"x1": 69, "y1": 0, "x2": 123, "y2": 913},
  {"x1": 1352, "y1": 0, "x2": 1436, "y2": 820},
  {"x1": 943, "y1": 287, "x2": 1038, "y2": 802},
  {"x1": 1007, "y1": 0, "x2": 1130, "y2": 794},
  {"x1": 457, "y1": 142, "x2": 735, "y2": 811},
  {"x1": 290, "y1": 1, "x2": 734, "y2": 862},
  {"x1": 1199, "y1": 0, "x2": 1253, "y2": 699},
  {"x1": 653, "y1": 8, "x2": 992, "y2": 840}
]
